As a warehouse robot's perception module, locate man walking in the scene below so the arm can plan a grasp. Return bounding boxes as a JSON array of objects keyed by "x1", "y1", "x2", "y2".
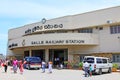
[
  {"x1": 83, "y1": 61, "x2": 89, "y2": 77},
  {"x1": 4, "y1": 59, "x2": 9, "y2": 73},
  {"x1": 41, "y1": 60, "x2": 46, "y2": 73}
]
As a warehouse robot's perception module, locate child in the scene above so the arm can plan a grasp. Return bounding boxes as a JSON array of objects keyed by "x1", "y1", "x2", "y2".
[{"x1": 89, "y1": 64, "x2": 92, "y2": 77}]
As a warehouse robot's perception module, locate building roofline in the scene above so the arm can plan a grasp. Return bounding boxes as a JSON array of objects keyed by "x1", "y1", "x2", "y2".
[
  {"x1": 71, "y1": 5, "x2": 120, "y2": 16},
  {"x1": 8, "y1": 5, "x2": 120, "y2": 31}
]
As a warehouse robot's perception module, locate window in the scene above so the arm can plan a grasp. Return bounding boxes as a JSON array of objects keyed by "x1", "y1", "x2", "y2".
[
  {"x1": 79, "y1": 54, "x2": 88, "y2": 62},
  {"x1": 96, "y1": 58, "x2": 102, "y2": 63},
  {"x1": 44, "y1": 31, "x2": 55, "y2": 34},
  {"x1": 102, "y1": 59, "x2": 107, "y2": 63},
  {"x1": 29, "y1": 57, "x2": 40, "y2": 62},
  {"x1": 84, "y1": 58, "x2": 94, "y2": 63},
  {"x1": 110, "y1": 25, "x2": 120, "y2": 34},
  {"x1": 108, "y1": 59, "x2": 112, "y2": 63},
  {"x1": 99, "y1": 27, "x2": 103, "y2": 30},
  {"x1": 112, "y1": 54, "x2": 120, "y2": 62},
  {"x1": 78, "y1": 28, "x2": 93, "y2": 33},
  {"x1": 57, "y1": 30, "x2": 67, "y2": 33}
]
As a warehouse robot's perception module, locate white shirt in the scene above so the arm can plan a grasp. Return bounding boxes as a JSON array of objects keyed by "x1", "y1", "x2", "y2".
[
  {"x1": 83, "y1": 62, "x2": 89, "y2": 67},
  {"x1": 42, "y1": 61, "x2": 46, "y2": 65}
]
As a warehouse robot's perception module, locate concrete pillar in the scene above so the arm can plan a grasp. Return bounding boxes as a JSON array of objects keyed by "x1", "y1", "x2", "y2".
[
  {"x1": 45, "y1": 49, "x2": 49, "y2": 62},
  {"x1": 68, "y1": 54, "x2": 73, "y2": 61},
  {"x1": 29, "y1": 49, "x2": 32, "y2": 57},
  {"x1": 68, "y1": 50, "x2": 73, "y2": 61}
]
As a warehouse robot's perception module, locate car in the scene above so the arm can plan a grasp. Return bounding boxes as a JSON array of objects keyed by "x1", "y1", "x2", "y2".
[
  {"x1": 83, "y1": 56, "x2": 112, "y2": 75},
  {"x1": 24, "y1": 57, "x2": 41, "y2": 70}
]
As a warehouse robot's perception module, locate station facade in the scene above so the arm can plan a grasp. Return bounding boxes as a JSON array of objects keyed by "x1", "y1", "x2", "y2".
[{"x1": 7, "y1": 6, "x2": 120, "y2": 65}]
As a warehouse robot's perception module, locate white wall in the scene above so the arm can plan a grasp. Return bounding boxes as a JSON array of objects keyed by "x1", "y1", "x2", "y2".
[
  {"x1": 99, "y1": 26, "x2": 120, "y2": 53},
  {"x1": 8, "y1": 6, "x2": 120, "y2": 56},
  {"x1": 8, "y1": 6, "x2": 120, "y2": 40},
  {"x1": 8, "y1": 33, "x2": 99, "y2": 48}
]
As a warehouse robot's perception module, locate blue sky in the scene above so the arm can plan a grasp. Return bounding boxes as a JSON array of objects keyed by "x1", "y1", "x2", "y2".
[{"x1": 1, "y1": 0, "x2": 120, "y2": 55}]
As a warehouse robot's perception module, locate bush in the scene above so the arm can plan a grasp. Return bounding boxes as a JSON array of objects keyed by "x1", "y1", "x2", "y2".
[
  {"x1": 79, "y1": 62, "x2": 83, "y2": 68},
  {"x1": 64, "y1": 61, "x2": 68, "y2": 65},
  {"x1": 67, "y1": 61, "x2": 74, "y2": 67},
  {"x1": 112, "y1": 63, "x2": 119, "y2": 69}
]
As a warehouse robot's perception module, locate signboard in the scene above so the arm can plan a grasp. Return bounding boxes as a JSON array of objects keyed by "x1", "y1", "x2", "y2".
[
  {"x1": 31, "y1": 40, "x2": 85, "y2": 45},
  {"x1": 25, "y1": 18, "x2": 63, "y2": 35}
]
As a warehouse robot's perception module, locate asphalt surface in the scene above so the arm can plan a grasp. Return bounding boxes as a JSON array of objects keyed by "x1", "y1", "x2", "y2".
[{"x1": 0, "y1": 66, "x2": 120, "y2": 80}]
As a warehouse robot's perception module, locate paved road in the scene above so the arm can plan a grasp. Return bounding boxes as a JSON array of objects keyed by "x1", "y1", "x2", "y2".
[{"x1": 0, "y1": 66, "x2": 120, "y2": 80}]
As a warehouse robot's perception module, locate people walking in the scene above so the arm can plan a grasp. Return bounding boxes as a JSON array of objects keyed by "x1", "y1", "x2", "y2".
[
  {"x1": 48, "y1": 61, "x2": 52, "y2": 73},
  {"x1": 0, "y1": 59, "x2": 2, "y2": 67},
  {"x1": 4, "y1": 59, "x2": 9, "y2": 73},
  {"x1": 54, "y1": 58, "x2": 57, "y2": 68},
  {"x1": 19, "y1": 60, "x2": 24, "y2": 74},
  {"x1": 83, "y1": 61, "x2": 89, "y2": 77},
  {"x1": 56, "y1": 58, "x2": 60, "y2": 68},
  {"x1": 12, "y1": 58, "x2": 18, "y2": 73},
  {"x1": 41, "y1": 60, "x2": 46, "y2": 73},
  {"x1": 60, "y1": 63, "x2": 63, "y2": 69},
  {"x1": 89, "y1": 64, "x2": 92, "y2": 77}
]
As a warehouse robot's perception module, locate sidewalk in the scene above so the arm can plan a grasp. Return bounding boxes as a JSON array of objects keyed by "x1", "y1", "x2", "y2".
[
  {"x1": 0, "y1": 66, "x2": 25, "y2": 80},
  {"x1": 0, "y1": 66, "x2": 120, "y2": 80}
]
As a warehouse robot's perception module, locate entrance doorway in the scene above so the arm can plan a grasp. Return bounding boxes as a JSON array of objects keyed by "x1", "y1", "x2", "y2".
[
  {"x1": 49, "y1": 49, "x2": 68, "y2": 65},
  {"x1": 32, "y1": 50, "x2": 45, "y2": 61},
  {"x1": 24, "y1": 51, "x2": 29, "y2": 58}
]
